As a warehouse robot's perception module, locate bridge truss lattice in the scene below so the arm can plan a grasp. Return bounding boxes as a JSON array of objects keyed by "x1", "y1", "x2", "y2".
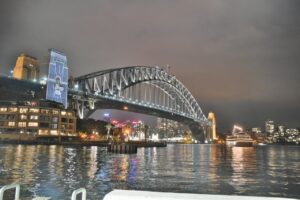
[{"x1": 71, "y1": 66, "x2": 208, "y2": 125}]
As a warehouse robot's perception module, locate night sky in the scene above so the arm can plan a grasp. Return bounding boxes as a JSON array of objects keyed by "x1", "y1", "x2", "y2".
[{"x1": 0, "y1": 0, "x2": 299, "y2": 132}]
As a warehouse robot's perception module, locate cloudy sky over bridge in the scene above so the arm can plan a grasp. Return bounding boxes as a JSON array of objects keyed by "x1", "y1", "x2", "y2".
[{"x1": 0, "y1": 0, "x2": 299, "y2": 131}]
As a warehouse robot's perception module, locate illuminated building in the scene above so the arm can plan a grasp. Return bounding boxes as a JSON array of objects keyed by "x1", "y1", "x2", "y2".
[
  {"x1": 286, "y1": 128, "x2": 299, "y2": 136},
  {"x1": 251, "y1": 127, "x2": 262, "y2": 134},
  {"x1": 207, "y1": 112, "x2": 217, "y2": 140},
  {"x1": 13, "y1": 54, "x2": 39, "y2": 81},
  {"x1": 46, "y1": 49, "x2": 69, "y2": 109},
  {"x1": 0, "y1": 100, "x2": 76, "y2": 137},
  {"x1": 156, "y1": 118, "x2": 189, "y2": 139},
  {"x1": 285, "y1": 128, "x2": 299, "y2": 143},
  {"x1": 278, "y1": 125, "x2": 285, "y2": 136},
  {"x1": 122, "y1": 122, "x2": 132, "y2": 139},
  {"x1": 265, "y1": 120, "x2": 275, "y2": 135}
]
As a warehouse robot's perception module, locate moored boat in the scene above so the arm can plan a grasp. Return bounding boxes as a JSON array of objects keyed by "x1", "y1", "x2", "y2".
[{"x1": 226, "y1": 133, "x2": 254, "y2": 147}]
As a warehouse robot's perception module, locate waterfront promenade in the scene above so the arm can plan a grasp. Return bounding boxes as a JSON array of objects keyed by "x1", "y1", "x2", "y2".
[{"x1": 0, "y1": 133, "x2": 166, "y2": 148}]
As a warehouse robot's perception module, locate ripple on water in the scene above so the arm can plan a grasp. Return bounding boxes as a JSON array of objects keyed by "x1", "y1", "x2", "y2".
[{"x1": 0, "y1": 144, "x2": 299, "y2": 199}]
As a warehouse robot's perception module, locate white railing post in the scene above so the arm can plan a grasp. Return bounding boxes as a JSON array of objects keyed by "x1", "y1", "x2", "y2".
[
  {"x1": 0, "y1": 183, "x2": 20, "y2": 200},
  {"x1": 71, "y1": 188, "x2": 86, "y2": 200}
]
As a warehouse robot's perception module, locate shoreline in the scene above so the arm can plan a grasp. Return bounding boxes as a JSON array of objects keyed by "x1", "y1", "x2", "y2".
[{"x1": 0, "y1": 133, "x2": 167, "y2": 147}]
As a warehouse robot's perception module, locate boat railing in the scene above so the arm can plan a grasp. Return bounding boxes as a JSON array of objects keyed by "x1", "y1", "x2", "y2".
[
  {"x1": 0, "y1": 183, "x2": 87, "y2": 200},
  {"x1": 1, "y1": 183, "x2": 297, "y2": 200},
  {"x1": 0, "y1": 183, "x2": 20, "y2": 200},
  {"x1": 71, "y1": 188, "x2": 87, "y2": 200}
]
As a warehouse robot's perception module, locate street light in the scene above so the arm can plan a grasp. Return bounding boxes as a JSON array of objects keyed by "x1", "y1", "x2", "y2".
[
  {"x1": 40, "y1": 76, "x2": 47, "y2": 85},
  {"x1": 103, "y1": 113, "x2": 111, "y2": 122}
]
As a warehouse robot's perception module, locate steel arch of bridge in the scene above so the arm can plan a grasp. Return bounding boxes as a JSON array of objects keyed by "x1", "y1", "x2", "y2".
[{"x1": 71, "y1": 66, "x2": 208, "y2": 125}]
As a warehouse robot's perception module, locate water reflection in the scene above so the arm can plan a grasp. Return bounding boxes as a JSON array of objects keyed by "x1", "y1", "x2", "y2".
[
  {"x1": 230, "y1": 147, "x2": 257, "y2": 194},
  {"x1": 88, "y1": 146, "x2": 98, "y2": 178},
  {"x1": 0, "y1": 144, "x2": 299, "y2": 200}
]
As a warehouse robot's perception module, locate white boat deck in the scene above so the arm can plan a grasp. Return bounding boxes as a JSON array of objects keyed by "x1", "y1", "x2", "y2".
[
  {"x1": 0, "y1": 184, "x2": 297, "y2": 200},
  {"x1": 104, "y1": 190, "x2": 295, "y2": 200}
]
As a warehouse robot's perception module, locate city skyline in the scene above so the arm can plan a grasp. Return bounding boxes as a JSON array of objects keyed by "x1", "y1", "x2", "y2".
[{"x1": 0, "y1": 0, "x2": 299, "y2": 131}]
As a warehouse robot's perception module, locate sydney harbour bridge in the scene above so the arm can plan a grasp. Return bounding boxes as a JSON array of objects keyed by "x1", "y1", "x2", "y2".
[{"x1": 68, "y1": 66, "x2": 210, "y2": 142}]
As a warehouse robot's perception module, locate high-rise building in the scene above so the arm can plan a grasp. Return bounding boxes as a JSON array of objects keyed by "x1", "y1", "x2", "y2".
[
  {"x1": 156, "y1": 118, "x2": 187, "y2": 138},
  {"x1": 278, "y1": 125, "x2": 285, "y2": 136},
  {"x1": 265, "y1": 120, "x2": 275, "y2": 135},
  {"x1": 207, "y1": 112, "x2": 217, "y2": 140},
  {"x1": 13, "y1": 54, "x2": 39, "y2": 81},
  {"x1": 157, "y1": 118, "x2": 177, "y2": 138}
]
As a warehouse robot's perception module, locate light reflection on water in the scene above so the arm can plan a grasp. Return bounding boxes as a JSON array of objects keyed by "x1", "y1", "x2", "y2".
[{"x1": 0, "y1": 144, "x2": 299, "y2": 200}]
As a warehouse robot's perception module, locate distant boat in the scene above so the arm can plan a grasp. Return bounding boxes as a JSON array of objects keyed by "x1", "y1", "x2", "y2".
[
  {"x1": 226, "y1": 133, "x2": 254, "y2": 147},
  {"x1": 257, "y1": 142, "x2": 267, "y2": 146}
]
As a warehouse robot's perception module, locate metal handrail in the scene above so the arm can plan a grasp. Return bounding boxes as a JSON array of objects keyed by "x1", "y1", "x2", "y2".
[
  {"x1": 0, "y1": 183, "x2": 20, "y2": 200},
  {"x1": 71, "y1": 188, "x2": 86, "y2": 200}
]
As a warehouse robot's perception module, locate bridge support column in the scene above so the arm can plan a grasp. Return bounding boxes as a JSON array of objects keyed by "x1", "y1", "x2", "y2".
[
  {"x1": 75, "y1": 100, "x2": 85, "y2": 119},
  {"x1": 88, "y1": 99, "x2": 95, "y2": 110}
]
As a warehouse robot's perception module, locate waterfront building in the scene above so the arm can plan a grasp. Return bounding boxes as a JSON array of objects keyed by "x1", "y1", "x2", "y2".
[
  {"x1": 122, "y1": 121, "x2": 133, "y2": 141},
  {"x1": 207, "y1": 112, "x2": 217, "y2": 141},
  {"x1": 156, "y1": 118, "x2": 187, "y2": 138},
  {"x1": 13, "y1": 54, "x2": 39, "y2": 81},
  {"x1": 0, "y1": 100, "x2": 76, "y2": 137},
  {"x1": 285, "y1": 128, "x2": 299, "y2": 143},
  {"x1": 265, "y1": 120, "x2": 275, "y2": 135},
  {"x1": 251, "y1": 127, "x2": 266, "y2": 142},
  {"x1": 251, "y1": 127, "x2": 262, "y2": 134},
  {"x1": 285, "y1": 128, "x2": 299, "y2": 136},
  {"x1": 278, "y1": 125, "x2": 285, "y2": 137}
]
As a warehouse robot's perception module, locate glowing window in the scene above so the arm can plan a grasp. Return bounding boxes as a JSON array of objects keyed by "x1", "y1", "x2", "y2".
[
  {"x1": 61, "y1": 111, "x2": 66, "y2": 116},
  {"x1": 38, "y1": 129, "x2": 49, "y2": 135},
  {"x1": 0, "y1": 107, "x2": 7, "y2": 112},
  {"x1": 8, "y1": 121, "x2": 15, "y2": 127},
  {"x1": 19, "y1": 108, "x2": 28, "y2": 113},
  {"x1": 29, "y1": 108, "x2": 39, "y2": 113},
  {"x1": 28, "y1": 122, "x2": 38, "y2": 127},
  {"x1": 18, "y1": 122, "x2": 27, "y2": 127},
  {"x1": 67, "y1": 112, "x2": 73, "y2": 117},
  {"x1": 20, "y1": 114, "x2": 27, "y2": 120},
  {"x1": 8, "y1": 107, "x2": 17, "y2": 112},
  {"x1": 30, "y1": 115, "x2": 39, "y2": 120},
  {"x1": 52, "y1": 110, "x2": 59, "y2": 115},
  {"x1": 41, "y1": 109, "x2": 50, "y2": 114},
  {"x1": 50, "y1": 130, "x2": 58, "y2": 135}
]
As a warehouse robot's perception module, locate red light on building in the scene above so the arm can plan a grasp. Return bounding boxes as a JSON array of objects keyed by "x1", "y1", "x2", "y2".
[
  {"x1": 89, "y1": 134, "x2": 96, "y2": 140},
  {"x1": 112, "y1": 120, "x2": 118, "y2": 124}
]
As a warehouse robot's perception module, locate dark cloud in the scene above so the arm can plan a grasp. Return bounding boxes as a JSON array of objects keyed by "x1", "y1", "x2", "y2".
[{"x1": 0, "y1": 0, "x2": 299, "y2": 131}]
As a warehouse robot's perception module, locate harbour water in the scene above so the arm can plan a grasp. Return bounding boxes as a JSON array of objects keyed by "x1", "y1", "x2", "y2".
[{"x1": 0, "y1": 144, "x2": 299, "y2": 199}]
